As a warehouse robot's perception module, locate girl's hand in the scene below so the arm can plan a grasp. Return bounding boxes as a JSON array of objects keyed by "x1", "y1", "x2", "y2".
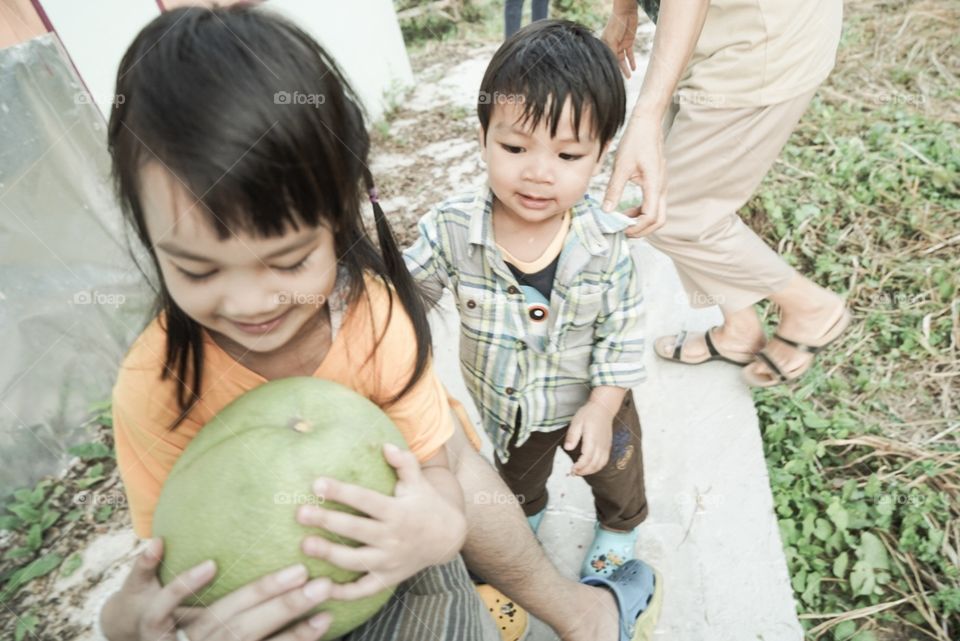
[
  {"x1": 297, "y1": 443, "x2": 467, "y2": 601},
  {"x1": 564, "y1": 401, "x2": 615, "y2": 476},
  {"x1": 602, "y1": 0, "x2": 640, "y2": 77},
  {"x1": 101, "y1": 538, "x2": 334, "y2": 641}
]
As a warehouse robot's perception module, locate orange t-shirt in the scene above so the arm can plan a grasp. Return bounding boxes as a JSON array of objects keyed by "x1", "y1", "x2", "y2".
[{"x1": 113, "y1": 274, "x2": 477, "y2": 539}]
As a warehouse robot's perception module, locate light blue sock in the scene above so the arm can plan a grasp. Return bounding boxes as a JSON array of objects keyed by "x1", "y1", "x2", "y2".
[
  {"x1": 526, "y1": 508, "x2": 546, "y2": 534},
  {"x1": 580, "y1": 524, "x2": 640, "y2": 578}
]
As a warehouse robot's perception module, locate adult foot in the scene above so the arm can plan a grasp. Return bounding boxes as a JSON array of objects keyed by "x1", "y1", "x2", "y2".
[
  {"x1": 557, "y1": 583, "x2": 620, "y2": 641},
  {"x1": 655, "y1": 307, "x2": 765, "y2": 366},
  {"x1": 744, "y1": 288, "x2": 849, "y2": 386}
]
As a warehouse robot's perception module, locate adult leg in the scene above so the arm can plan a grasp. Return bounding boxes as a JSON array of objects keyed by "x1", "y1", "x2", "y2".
[
  {"x1": 504, "y1": 0, "x2": 524, "y2": 38},
  {"x1": 531, "y1": 0, "x2": 549, "y2": 23},
  {"x1": 343, "y1": 556, "x2": 499, "y2": 641},
  {"x1": 650, "y1": 89, "x2": 844, "y2": 367},
  {"x1": 445, "y1": 414, "x2": 621, "y2": 641}
]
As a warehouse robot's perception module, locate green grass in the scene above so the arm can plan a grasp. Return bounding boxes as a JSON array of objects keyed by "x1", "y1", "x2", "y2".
[{"x1": 745, "y1": 2, "x2": 959, "y2": 637}]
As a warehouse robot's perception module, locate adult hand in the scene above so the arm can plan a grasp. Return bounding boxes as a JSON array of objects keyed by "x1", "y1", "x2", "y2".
[
  {"x1": 602, "y1": 112, "x2": 667, "y2": 238},
  {"x1": 564, "y1": 400, "x2": 615, "y2": 476},
  {"x1": 296, "y1": 443, "x2": 467, "y2": 601},
  {"x1": 601, "y1": 0, "x2": 639, "y2": 77},
  {"x1": 101, "y1": 538, "x2": 334, "y2": 641}
]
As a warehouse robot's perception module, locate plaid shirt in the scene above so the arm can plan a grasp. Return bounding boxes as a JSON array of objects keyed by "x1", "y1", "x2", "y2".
[{"x1": 403, "y1": 189, "x2": 646, "y2": 462}]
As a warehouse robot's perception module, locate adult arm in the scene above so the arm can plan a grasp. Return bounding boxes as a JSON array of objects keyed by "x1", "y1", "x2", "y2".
[{"x1": 602, "y1": 0, "x2": 711, "y2": 237}]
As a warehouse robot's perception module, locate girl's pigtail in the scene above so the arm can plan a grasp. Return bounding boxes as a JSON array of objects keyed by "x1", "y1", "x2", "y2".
[{"x1": 362, "y1": 167, "x2": 433, "y2": 403}]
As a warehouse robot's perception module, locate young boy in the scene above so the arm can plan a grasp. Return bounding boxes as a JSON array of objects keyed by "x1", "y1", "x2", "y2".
[{"x1": 404, "y1": 19, "x2": 649, "y2": 580}]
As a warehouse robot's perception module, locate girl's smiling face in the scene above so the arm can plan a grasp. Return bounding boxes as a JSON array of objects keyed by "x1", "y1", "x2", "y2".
[{"x1": 139, "y1": 162, "x2": 339, "y2": 355}]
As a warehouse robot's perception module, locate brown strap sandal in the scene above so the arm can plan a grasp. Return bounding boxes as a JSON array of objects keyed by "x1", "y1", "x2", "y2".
[
  {"x1": 655, "y1": 327, "x2": 754, "y2": 367},
  {"x1": 744, "y1": 309, "x2": 851, "y2": 387}
]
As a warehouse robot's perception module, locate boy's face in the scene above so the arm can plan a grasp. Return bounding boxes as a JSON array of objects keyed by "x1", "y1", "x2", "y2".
[{"x1": 480, "y1": 97, "x2": 606, "y2": 225}]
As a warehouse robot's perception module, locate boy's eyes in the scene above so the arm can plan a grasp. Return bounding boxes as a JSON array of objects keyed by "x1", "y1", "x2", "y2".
[
  {"x1": 175, "y1": 255, "x2": 310, "y2": 282},
  {"x1": 498, "y1": 143, "x2": 583, "y2": 161}
]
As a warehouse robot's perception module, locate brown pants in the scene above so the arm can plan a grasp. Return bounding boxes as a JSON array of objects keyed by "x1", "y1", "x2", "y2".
[{"x1": 494, "y1": 392, "x2": 648, "y2": 531}]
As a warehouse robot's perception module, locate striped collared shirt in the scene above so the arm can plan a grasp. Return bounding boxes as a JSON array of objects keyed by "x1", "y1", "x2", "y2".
[{"x1": 403, "y1": 189, "x2": 645, "y2": 462}]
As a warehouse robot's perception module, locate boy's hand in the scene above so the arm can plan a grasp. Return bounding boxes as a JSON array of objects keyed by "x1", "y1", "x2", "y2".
[
  {"x1": 564, "y1": 400, "x2": 616, "y2": 476},
  {"x1": 297, "y1": 444, "x2": 467, "y2": 600}
]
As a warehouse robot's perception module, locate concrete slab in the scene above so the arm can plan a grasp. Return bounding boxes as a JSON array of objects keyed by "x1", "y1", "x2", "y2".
[{"x1": 428, "y1": 239, "x2": 802, "y2": 641}]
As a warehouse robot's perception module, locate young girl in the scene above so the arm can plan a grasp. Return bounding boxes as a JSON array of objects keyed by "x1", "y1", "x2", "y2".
[{"x1": 96, "y1": 6, "x2": 497, "y2": 640}]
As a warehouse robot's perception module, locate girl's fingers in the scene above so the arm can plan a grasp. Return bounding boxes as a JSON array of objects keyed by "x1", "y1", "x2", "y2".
[
  {"x1": 328, "y1": 572, "x2": 393, "y2": 602},
  {"x1": 301, "y1": 536, "x2": 383, "y2": 573},
  {"x1": 312, "y1": 477, "x2": 392, "y2": 517},
  {"x1": 148, "y1": 559, "x2": 217, "y2": 627},
  {"x1": 297, "y1": 505, "x2": 383, "y2": 547}
]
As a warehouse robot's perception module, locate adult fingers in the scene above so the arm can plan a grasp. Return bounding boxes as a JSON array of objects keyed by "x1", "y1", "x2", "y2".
[
  {"x1": 122, "y1": 538, "x2": 164, "y2": 592},
  {"x1": 190, "y1": 577, "x2": 333, "y2": 641},
  {"x1": 624, "y1": 213, "x2": 658, "y2": 238},
  {"x1": 628, "y1": 185, "x2": 668, "y2": 238},
  {"x1": 268, "y1": 612, "x2": 332, "y2": 641},
  {"x1": 601, "y1": 162, "x2": 633, "y2": 213},
  {"x1": 200, "y1": 563, "x2": 308, "y2": 621},
  {"x1": 297, "y1": 505, "x2": 383, "y2": 547},
  {"x1": 142, "y1": 559, "x2": 216, "y2": 633}
]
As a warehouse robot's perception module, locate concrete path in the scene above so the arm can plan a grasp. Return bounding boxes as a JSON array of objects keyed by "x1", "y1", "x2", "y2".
[{"x1": 415, "y1": 35, "x2": 804, "y2": 641}]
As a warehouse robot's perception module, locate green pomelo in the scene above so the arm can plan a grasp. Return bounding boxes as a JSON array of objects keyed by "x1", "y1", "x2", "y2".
[{"x1": 153, "y1": 377, "x2": 408, "y2": 639}]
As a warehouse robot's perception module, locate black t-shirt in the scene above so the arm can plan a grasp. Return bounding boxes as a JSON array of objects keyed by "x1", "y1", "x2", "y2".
[{"x1": 506, "y1": 255, "x2": 560, "y2": 303}]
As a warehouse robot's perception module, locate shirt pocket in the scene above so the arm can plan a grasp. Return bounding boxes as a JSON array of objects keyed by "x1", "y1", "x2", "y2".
[
  {"x1": 456, "y1": 282, "x2": 495, "y2": 371},
  {"x1": 555, "y1": 286, "x2": 604, "y2": 350}
]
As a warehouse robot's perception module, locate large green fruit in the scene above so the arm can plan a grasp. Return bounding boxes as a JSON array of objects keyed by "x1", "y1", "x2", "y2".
[{"x1": 153, "y1": 377, "x2": 408, "y2": 639}]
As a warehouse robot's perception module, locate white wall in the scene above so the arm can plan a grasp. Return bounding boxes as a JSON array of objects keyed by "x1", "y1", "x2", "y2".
[{"x1": 39, "y1": 0, "x2": 413, "y2": 122}]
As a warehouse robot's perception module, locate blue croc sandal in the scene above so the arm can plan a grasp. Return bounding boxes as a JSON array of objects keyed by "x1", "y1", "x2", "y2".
[
  {"x1": 526, "y1": 508, "x2": 545, "y2": 534},
  {"x1": 580, "y1": 559, "x2": 663, "y2": 641},
  {"x1": 580, "y1": 524, "x2": 639, "y2": 578}
]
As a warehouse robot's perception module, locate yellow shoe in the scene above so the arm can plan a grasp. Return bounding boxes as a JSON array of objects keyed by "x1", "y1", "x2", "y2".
[{"x1": 474, "y1": 583, "x2": 530, "y2": 641}]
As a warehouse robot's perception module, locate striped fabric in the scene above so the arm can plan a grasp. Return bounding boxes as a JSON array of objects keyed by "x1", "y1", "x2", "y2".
[
  {"x1": 343, "y1": 555, "x2": 499, "y2": 640},
  {"x1": 404, "y1": 189, "x2": 646, "y2": 463}
]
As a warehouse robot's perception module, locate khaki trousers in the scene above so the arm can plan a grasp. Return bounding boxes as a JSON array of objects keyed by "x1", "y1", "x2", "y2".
[{"x1": 647, "y1": 88, "x2": 820, "y2": 311}]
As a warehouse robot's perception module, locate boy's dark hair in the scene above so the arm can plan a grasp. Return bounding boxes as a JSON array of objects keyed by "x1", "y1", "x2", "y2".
[
  {"x1": 108, "y1": 5, "x2": 432, "y2": 429},
  {"x1": 477, "y1": 19, "x2": 626, "y2": 153}
]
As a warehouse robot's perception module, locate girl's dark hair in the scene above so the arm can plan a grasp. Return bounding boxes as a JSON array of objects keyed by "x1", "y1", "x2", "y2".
[
  {"x1": 477, "y1": 19, "x2": 626, "y2": 154},
  {"x1": 108, "y1": 4, "x2": 431, "y2": 429}
]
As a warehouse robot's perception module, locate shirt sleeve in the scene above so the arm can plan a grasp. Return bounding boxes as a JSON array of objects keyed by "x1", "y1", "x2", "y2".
[
  {"x1": 112, "y1": 361, "x2": 201, "y2": 539},
  {"x1": 403, "y1": 207, "x2": 451, "y2": 308},
  {"x1": 589, "y1": 237, "x2": 647, "y2": 388},
  {"x1": 365, "y1": 283, "x2": 454, "y2": 462}
]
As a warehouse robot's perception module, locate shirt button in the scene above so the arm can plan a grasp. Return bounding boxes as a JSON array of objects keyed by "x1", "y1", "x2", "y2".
[
  {"x1": 505, "y1": 387, "x2": 516, "y2": 395},
  {"x1": 466, "y1": 299, "x2": 477, "y2": 309},
  {"x1": 507, "y1": 285, "x2": 519, "y2": 295}
]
